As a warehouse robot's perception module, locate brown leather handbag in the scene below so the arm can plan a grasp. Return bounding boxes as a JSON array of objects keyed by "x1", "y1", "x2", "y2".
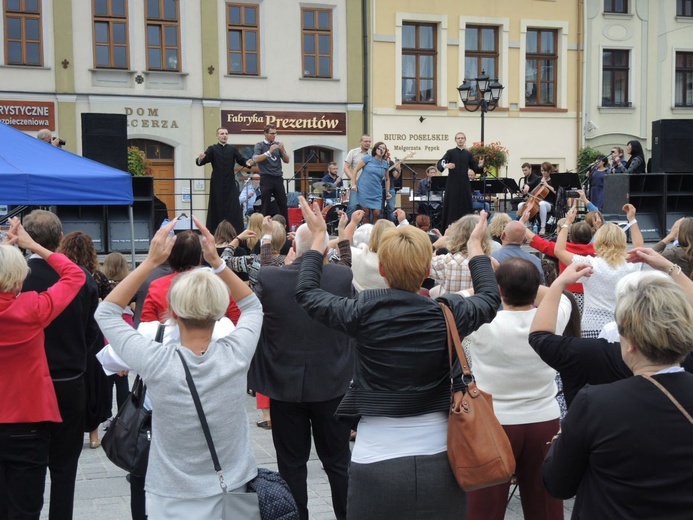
[{"x1": 440, "y1": 303, "x2": 516, "y2": 491}]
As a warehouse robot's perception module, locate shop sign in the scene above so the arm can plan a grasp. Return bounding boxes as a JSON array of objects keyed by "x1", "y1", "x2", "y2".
[
  {"x1": 221, "y1": 110, "x2": 346, "y2": 135},
  {"x1": 0, "y1": 100, "x2": 55, "y2": 130},
  {"x1": 124, "y1": 107, "x2": 179, "y2": 129}
]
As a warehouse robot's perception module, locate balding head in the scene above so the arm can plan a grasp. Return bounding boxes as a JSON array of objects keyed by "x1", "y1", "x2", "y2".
[{"x1": 501, "y1": 221, "x2": 527, "y2": 246}]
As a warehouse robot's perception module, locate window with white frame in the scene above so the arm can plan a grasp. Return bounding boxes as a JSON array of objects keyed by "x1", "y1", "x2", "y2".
[
  {"x1": 525, "y1": 28, "x2": 557, "y2": 106},
  {"x1": 464, "y1": 25, "x2": 498, "y2": 102},
  {"x1": 604, "y1": 0, "x2": 628, "y2": 14},
  {"x1": 675, "y1": 52, "x2": 693, "y2": 107},
  {"x1": 402, "y1": 22, "x2": 437, "y2": 104},
  {"x1": 602, "y1": 49, "x2": 630, "y2": 107},
  {"x1": 4, "y1": 0, "x2": 42, "y2": 66}
]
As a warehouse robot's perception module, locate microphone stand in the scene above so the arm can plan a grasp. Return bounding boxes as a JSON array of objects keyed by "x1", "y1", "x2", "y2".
[{"x1": 288, "y1": 150, "x2": 318, "y2": 197}]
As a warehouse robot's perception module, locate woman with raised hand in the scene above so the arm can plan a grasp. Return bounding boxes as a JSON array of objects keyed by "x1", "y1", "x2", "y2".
[
  {"x1": 0, "y1": 218, "x2": 85, "y2": 519},
  {"x1": 294, "y1": 197, "x2": 500, "y2": 520},
  {"x1": 94, "y1": 217, "x2": 263, "y2": 519},
  {"x1": 652, "y1": 216, "x2": 693, "y2": 279},
  {"x1": 553, "y1": 204, "x2": 643, "y2": 338},
  {"x1": 537, "y1": 262, "x2": 693, "y2": 519}
]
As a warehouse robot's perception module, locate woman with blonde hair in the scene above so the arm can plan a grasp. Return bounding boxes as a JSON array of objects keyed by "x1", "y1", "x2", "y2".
[
  {"x1": 94, "y1": 217, "x2": 265, "y2": 518},
  {"x1": 0, "y1": 219, "x2": 85, "y2": 519},
  {"x1": 102, "y1": 252, "x2": 130, "y2": 285},
  {"x1": 554, "y1": 205, "x2": 644, "y2": 338},
  {"x1": 294, "y1": 199, "x2": 500, "y2": 520},
  {"x1": 537, "y1": 264, "x2": 693, "y2": 518},
  {"x1": 584, "y1": 210, "x2": 604, "y2": 235},
  {"x1": 244, "y1": 212, "x2": 264, "y2": 252},
  {"x1": 430, "y1": 214, "x2": 492, "y2": 295}
]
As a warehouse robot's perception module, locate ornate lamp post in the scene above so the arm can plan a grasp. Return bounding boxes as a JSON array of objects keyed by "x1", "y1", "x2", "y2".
[{"x1": 457, "y1": 70, "x2": 504, "y2": 145}]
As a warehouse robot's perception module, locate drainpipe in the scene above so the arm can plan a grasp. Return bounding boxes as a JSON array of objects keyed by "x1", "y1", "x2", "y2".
[
  {"x1": 362, "y1": 0, "x2": 369, "y2": 135},
  {"x1": 577, "y1": 0, "x2": 585, "y2": 158}
]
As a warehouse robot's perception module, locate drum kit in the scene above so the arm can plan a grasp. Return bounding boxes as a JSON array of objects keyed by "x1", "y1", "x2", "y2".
[{"x1": 308, "y1": 181, "x2": 348, "y2": 235}]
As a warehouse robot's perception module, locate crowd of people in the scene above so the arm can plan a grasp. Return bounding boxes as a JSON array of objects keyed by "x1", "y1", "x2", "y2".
[{"x1": 1, "y1": 129, "x2": 691, "y2": 520}]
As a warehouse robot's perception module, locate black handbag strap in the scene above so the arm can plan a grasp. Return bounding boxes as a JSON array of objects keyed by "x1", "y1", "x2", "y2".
[
  {"x1": 175, "y1": 349, "x2": 228, "y2": 492},
  {"x1": 155, "y1": 323, "x2": 165, "y2": 342},
  {"x1": 133, "y1": 323, "x2": 166, "y2": 398}
]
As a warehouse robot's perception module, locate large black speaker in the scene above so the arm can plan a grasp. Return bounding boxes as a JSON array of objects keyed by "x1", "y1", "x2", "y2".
[
  {"x1": 651, "y1": 119, "x2": 693, "y2": 173},
  {"x1": 602, "y1": 174, "x2": 629, "y2": 214},
  {"x1": 55, "y1": 206, "x2": 107, "y2": 253},
  {"x1": 81, "y1": 113, "x2": 128, "y2": 171}
]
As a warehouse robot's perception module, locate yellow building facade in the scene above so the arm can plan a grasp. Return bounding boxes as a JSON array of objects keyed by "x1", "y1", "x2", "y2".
[{"x1": 368, "y1": 0, "x2": 582, "y2": 186}]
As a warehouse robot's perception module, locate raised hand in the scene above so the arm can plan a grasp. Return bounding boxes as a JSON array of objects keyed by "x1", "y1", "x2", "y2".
[
  {"x1": 467, "y1": 210, "x2": 489, "y2": 258},
  {"x1": 555, "y1": 262, "x2": 593, "y2": 286},
  {"x1": 192, "y1": 216, "x2": 222, "y2": 268},
  {"x1": 146, "y1": 219, "x2": 177, "y2": 266},
  {"x1": 298, "y1": 196, "x2": 327, "y2": 238},
  {"x1": 622, "y1": 203, "x2": 637, "y2": 221}
]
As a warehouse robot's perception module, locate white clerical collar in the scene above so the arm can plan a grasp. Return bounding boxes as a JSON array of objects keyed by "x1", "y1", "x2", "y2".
[
  {"x1": 264, "y1": 140, "x2": 272, "y2": 145},
  {"x1": 218, "y1": 142, "x2": 227, "y2": 146}
]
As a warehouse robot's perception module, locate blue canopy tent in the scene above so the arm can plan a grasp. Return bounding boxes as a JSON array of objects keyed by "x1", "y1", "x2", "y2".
[{"x1": 0, "y1": 122, "x2": 137, "y2": 262}]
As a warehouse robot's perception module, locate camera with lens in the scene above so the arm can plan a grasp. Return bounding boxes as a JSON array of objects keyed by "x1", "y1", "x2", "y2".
[
  {"x1": 52, "y1": 137, "x2": 66, "y2": 147},
  {"x1": 565, "y1": 190, "x2": 580, "y2": 198}
]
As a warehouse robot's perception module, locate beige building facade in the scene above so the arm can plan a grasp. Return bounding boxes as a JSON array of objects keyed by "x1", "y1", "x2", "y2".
[
  {"x1": 581, "y1": 0, "x2": 693, "y2": 159},
  {"x1": 0, "y1": 0, "x2": 364, "y2": 217},
  {"x1": 367, "y1": 0, "x2": 581, "y2": 188}
]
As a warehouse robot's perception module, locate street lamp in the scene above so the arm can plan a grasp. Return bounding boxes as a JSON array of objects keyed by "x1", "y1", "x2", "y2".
[{"x1": 457, "y1": 70, "x2": 504, "y2": 145}]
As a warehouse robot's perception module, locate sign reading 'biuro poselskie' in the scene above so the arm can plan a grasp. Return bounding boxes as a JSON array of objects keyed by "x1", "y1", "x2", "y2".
[
  {"x1": 0, "y1": 100, "x2": 55, "y2": 130},
  {"x1": 221, "y1": 110, "x2": 346, "y2": 135}
]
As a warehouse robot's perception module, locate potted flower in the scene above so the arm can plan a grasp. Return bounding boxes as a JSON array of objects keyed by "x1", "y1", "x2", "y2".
[{"x1": 467, "y1": 141, "x2": 508, "y2": 172}]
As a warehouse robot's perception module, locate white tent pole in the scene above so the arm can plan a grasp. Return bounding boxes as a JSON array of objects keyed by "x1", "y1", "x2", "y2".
[{"x1": 129, "y1": 205, "x2": 136, "y2": 269}]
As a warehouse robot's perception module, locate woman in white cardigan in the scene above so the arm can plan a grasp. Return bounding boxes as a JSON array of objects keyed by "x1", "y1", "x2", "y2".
[{"x1": 465, "y1": 257, "x2": 571, "y2": 520}]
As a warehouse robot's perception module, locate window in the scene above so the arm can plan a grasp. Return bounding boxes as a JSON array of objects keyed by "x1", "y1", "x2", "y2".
[
  {"x1": 301, "y1": 8, "x2": 332, "y2": 78},
  {"x1": 4, "y1": 0, "x2": 42, "y2": 66},
  {"x1": 402, "y1": 22, "x2": 436, "y2": 104},
  {"x1": 525, "y1": 29, "x2": 557, "y2": 106},
  {"x1": 226, "y1": 3, "x2": 259, "y2": 75},
  {"x1": 678, "y1": 0, "x2": 693, "y2": 16},
  {"x1": 93, "y1": 0, "x2": 128, "y2": 69},
  {"x1": 464, "y1": 26, "x2": 498, "y2": 101},
  {"x1": 675, "y1": 52, "x2": 693, "y2": 107},
  {"x1": 145, "y1": 0, "x2": 179, "y2": 71},
  {"x1": 602, "y1": 49, "x2": 629, "y2": 107},
  {"x1": 604, "y1": 0, "x2": 628, "y2": 13}
]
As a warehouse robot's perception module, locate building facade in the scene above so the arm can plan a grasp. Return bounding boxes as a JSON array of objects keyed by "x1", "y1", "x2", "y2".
[
  {"x1": 582, "y1": 0, "x2": 693, "y2": 159},
  {"x1": 0, "y1": 0, "x2": 364, "y2": 217},
  {"x1": 367, "y1": 0, "x2": 581, "y2": 191}
]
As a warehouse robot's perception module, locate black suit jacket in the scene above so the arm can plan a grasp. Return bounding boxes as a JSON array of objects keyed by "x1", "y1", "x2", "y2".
[
  {"x1": 248, "y1": 257, "x2": 355, "y2": 403},
  {"x1": 22, "y1": 257, "x2": 100, "y2": 379},
  {"x1": 543, "y1": 372, "x2": 693, "y2": 519}
]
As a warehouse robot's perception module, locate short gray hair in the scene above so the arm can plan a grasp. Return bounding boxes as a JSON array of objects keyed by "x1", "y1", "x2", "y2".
[
  {"x1": 294, "y1": 224, "x2": 328, "y2": 257},
  {"x1": 23, "y1": 210, "x2": 62, "y2": 252},
  {"x1": 167, "y1": 268, "x2": 229, "y2": 329}
]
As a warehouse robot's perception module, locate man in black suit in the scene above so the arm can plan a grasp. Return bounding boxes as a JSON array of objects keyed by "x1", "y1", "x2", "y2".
[
  {"x1": 249, "y1": 224, "x2": 354, "y2": 520},
  {"x1": 21, "y1": 210, "x2": 100, "y2": 520},
  {"x1": 436, "y1": 132, "x2": 484, "y2": 231},
  {"x1": 196, "y1": 127, "x2": 254, "y2": 234}
]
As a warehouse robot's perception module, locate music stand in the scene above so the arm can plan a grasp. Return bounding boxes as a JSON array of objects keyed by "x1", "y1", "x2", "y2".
[
  {"x1": 430, "y1": 176, "x2": 447, "y2": 192},
  {"x1": 550, "y1": 172, "x2": 581, "y2": 189},
  {"x1": 470, "y1": 178, "x2": 519, "y2": 194}
]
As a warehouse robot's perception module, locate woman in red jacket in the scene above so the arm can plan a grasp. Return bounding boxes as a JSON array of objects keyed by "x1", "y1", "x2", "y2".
[{"x1": 0, "y1": 218, "x2": 85, "y2": 520}]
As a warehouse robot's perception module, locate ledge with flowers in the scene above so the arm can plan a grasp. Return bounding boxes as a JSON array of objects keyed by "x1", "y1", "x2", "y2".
[{"x1": 467, "y1": 141, "x2": 508, "y2": 177}]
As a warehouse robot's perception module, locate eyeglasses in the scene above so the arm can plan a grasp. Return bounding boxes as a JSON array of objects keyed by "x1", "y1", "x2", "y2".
[
  {"x1": 378, "y1": 146, "x2": 387, "y2": 151},
  {"x1": 267, "y1": 131, "x2": 277, "y2": 135},
  {"x1": 610, "y1": 150, "x2": 616, "y2": 154}
]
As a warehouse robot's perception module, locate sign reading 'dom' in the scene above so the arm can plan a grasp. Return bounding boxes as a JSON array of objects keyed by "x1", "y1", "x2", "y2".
[
  {"x1": 0, "y1": 100, "x2": 55, "y2": 130},
  {"x1": 221, "y1": 110, "x2": 346, "y2": 135}
]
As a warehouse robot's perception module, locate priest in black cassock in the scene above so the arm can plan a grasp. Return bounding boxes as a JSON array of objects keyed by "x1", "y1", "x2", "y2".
[
  {"x1": 195, "y1": 127, "x2": 253, "y2": 233},
  {"x1": 436, "y1": 131, "x2": 485, "y2": 232}
]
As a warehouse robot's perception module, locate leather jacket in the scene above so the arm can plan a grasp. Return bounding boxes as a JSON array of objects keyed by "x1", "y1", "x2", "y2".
[{"x1": 295, "y1": 251, "x2": 500, "y2": 418}]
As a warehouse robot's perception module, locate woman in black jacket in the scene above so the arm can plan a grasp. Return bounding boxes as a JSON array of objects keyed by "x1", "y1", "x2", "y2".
[
  {"x1": 294, "y1": 197, "x2": 500, "y2": 520},
  {"x1": 533, "y1": 259, "x2": 693, "y2": 519}
]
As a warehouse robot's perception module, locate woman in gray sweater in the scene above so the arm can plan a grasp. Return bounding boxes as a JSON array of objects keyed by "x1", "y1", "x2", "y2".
[{"x1": 95, "y1": 217, "x2": 263, "y2": 519}]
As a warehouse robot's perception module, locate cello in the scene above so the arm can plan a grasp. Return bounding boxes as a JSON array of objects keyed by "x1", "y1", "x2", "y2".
[{"x1": 523, "y1": 182, "x2": 551, "y2": 220}]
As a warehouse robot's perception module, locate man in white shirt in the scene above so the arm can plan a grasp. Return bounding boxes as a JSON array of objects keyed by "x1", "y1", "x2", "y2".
[{"x1": 343, "y1": 134, "x2": 371, "y2": 217}]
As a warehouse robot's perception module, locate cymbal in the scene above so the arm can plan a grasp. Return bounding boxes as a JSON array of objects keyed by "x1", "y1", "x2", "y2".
[{"x1": 313, "y1": 181, "x2": 336, "y2": 191}]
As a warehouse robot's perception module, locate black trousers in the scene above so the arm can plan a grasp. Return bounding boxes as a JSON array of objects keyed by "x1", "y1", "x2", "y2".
[
  {"x1": 0, "y1": 422, "x2": 50, "y2": 520},
  {"x1": 260, "y1": 175, "x2": 289, "y2": 226},
  {"x1": 47, "y1": 377, "x2": 86, "y2": 520},
  {"x1": 270, "y1": 397, "x2": 351, "y2": 520}
]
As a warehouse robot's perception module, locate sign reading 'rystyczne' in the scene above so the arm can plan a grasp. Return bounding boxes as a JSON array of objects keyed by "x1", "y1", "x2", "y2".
[
  {"x1": 221, "y1": 110, "x2": 346, "y2": 135},
  {"x1": 0, "y1": 100, "x2": 55, "y2": 130}
]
